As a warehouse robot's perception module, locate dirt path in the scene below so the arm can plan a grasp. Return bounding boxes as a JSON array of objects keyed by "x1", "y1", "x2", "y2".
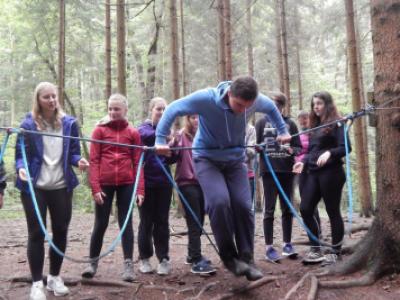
[{"x1": 0, "y1": 212, "x2": 398, "y2": 299}]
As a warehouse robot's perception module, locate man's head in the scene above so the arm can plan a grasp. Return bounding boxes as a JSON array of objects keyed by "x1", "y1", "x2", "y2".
[{"x1": 227, "y1": 76, "x2": 258, "y2": 114}]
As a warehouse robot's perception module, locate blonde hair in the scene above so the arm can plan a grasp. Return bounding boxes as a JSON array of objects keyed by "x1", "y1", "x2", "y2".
[
  {"x1": 32, "y1": 82, "x2": 64, "y2": 130},
  {"x1": 148, "y1": 97, "x2": 167, "y2": 113},
  {"x1": 109, "y1": 93, "x2": 128, "y2": 109}
]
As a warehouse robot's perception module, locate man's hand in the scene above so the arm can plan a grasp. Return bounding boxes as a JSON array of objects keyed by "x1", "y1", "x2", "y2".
[
  {"x1": 155, "y1": 145, "x2": 172, "y2": 157},
  {"x1": 292, "y1": 162, "x2": 304, "y2": 174},
  {"x1": 276, "y1": 133, "x2": 291, "y2": 144},
  {"x1": 78, "y1": 158, "x2": 90, "y2": 171},
  {"x1": 94, "y1": 192, "x2": 106, "y2": 205},
  {"x1": 136, "y1": 195, "x2": 144, "y2": 207}
]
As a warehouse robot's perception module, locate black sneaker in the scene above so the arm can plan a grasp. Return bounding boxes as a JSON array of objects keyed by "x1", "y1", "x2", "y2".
[
  {"x1": 191, "y1": 258, "x2": 216, "y2": 275},
  {"x1": 302, "y1": 249, "x2": 325, "y2": 265},
  {"x1": 244, "y1": 264, "x2": 263, "y2": 281},
  {"x1": 224, "y1": 258, "x2": 249, "y2": 277}
]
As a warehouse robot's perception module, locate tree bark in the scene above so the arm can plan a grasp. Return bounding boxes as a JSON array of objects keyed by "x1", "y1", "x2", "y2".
[
  {"x1": 217, "y1": 0, "x2": 226, "y2": 80},
  {"x1": 169, "y1": 0, "x2": 180, "y2": 100},
  {"x1": 344, "y1": 0, "x2": 374, "y2": 217},
  {"x1": 116, "y1": 0, "x2": 126, "y2": 95},
  {"x1": 274, "y1": 0, "x2": 284, "y2": 93},
  {"x1": 105, "y1": 0, "x2": 112, "y2": 102},
  {"x1": 280, "y1": 0, "x2": 291, "y2": 114},
  {"x1": 223, "y1": 0, "x2": 232, "y2": 80},
  {"x1": 330, "y1": 0, "x2": 400, "y2": 280},
  {"x1": 179, "y1": 0, "x2": 188, "y2": 95},
  {"x1": 58, "y1": 0, "x2": 66, "y2": 108},
  {"x1": 246, "y1": 0, "x2": 254, "y2": 77},
  {"x1": 294, "y1": 4, "x2": 303, "y2": 110}
]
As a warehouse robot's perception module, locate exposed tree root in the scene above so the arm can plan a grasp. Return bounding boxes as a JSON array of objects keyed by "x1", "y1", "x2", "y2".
[
  {"x1": 319, "y1": 271, "x2": 376, "y2": 289},
  {"x1": 188, "y1": 281, "x2": 219, "y2": 300},
  {"x1": 80, "y1": 278, "x2": 135, "y2": 288},
  {"x1": 346, "y1": 223, "x2": 371, "y2": 235},
  {"x1": 284, "y1": 272, "x2": 310, "y2": 300},
  {"x1": 307, "y1": 276, "x2": 318, "y2": 300},
  {"x1": 211, "y1": 276, "x2": 280, "y2": 300}
]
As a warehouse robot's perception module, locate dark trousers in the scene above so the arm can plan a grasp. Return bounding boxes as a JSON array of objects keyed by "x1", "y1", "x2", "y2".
[
  {"x1": 300, "y1": 166, "x2": 345, "y2": 252},
  {"x1": 194, "y1": 157, "x2": 254, "y2": 263},
  {"x1": 179, "y1": 184, "x2": 205, "y2": 263},
  {"x1": 262, "y1": 173, "x2": 294, "y2": 245},
  {"x1": 138, "y1": 185, "x2": 172, "y2": 262},
  {"x1": 21, "y1": 188, "x2": 72, "y2": 282},
  {"x1": 89, "y1": 184, "x2": 134, "y2": 260}
]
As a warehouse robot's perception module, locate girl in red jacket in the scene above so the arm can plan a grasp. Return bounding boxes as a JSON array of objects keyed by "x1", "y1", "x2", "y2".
[{"x1": 82, "y1": 93, "x2": 145, "y2": 282}]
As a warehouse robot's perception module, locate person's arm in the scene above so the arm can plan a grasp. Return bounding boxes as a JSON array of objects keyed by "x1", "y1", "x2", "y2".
[
  {"x1": 15, "y1": 120, "x2": 30, "y2": 180},
  {"x1": 255, "y1": 118, "x2": 265, "y2": 144},
  {"x1": 330, "y1": 125, "x2": 351, "y2": 158},
  {"x1": 289, "y1": 120, "x2": 302, "y2": 156},
  {"x1": 155, "y1": 89, "x2": 211, "y2": 145},
  {"x1": 89, "y1": 127, "x2": 103, "y2": 195},
  {"x1": 245, "y1": 126, "x2": 256, "y2": 160}
]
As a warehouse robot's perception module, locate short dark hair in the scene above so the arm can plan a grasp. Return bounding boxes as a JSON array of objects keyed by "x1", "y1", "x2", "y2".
[
  {"x1": 270, "y1": 92, "x2": 287, "y2": 108},
  {"x1": 230, "y1": 76, "x2": 258, "y2": 101}
]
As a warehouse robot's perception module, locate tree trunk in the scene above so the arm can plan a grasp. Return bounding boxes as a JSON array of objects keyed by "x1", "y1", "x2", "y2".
[
  {"x1": 331, "y1": 0, "x2": 400, "y2": 280},
  {"x1": 246, "y1": 0, "x2": 254, "y2": 77},
  {"x1": 116, "y1": 0, "x2": 126, "y2": 95},
  {"x1": 344, "y1": 0, "x2": 374, "y2": 217},
  {"x1": 223, "y1": 0, "x2": 232, "y2": 80},
  {"x1": 179, "y1": 0, "x2": 188, "y2": 95},
  {"x1": 169, "y1": 0, "x2": 180, "y2": 100},
  {"x1": 294, "y1": 4, "x2": 303, "y2": 111},
  {"x1": 274, "y1": 0, "x2": 284, "y2": 93},
  {"x1": 280, "y1": 0, "x2": 291, "y2": 114},
  {"x1": 217, "y1": 0, "x2": 226, "y2": 80},
  {"x1": 105, "y1": 0, "x2": 112, "y2": 102},
  {"x1": 58, "y1": 0, "x2": 66, "y2": 108}
]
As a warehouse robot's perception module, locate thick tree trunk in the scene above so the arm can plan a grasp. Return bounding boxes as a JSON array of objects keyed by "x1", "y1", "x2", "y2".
[
  {"x1": 280, "y1": 0, "x2": 291, "y2": 114},
  {"x1": 217, "y1": 0, "x2": 226, "y2": 81},
  {"x1": 246, "y1": 0, "x2": 254, "y2": 77},
  {"x1": 274, "y1": 0, "x2": 284, "y2": 93},
  {"x1": 179, "y1": 0, "x2": 188, "y2": 95},
  {"x1": 58, "y1": 0, "x2": 66, "y2": 108},
  {"x1": 344, "y1": 0, "x2": 374, "y2": 218},
  {"x1": 116, "y1": 0, "x2": 126, "y2": 95},
  {"x1": 330, "y1": 0, "x2": 400, "y2": 280},
  {"x1": 169, "y1": 0, "x2": 180, "y2": 100},
  {"x1": 105, "y1": 0, "x2": 112, "y2": 102},
  {"x1": 223, "y1": 0, "x2": 232, "y2": 80}
]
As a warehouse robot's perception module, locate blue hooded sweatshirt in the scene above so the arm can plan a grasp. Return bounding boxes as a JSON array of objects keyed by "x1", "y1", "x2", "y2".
[{"x1": 155, "y1": 81, "x2": 288, "y2": 162}]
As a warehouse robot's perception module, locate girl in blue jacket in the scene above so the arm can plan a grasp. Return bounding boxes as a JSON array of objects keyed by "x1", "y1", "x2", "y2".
[
  {"x1": 155, "y1": 76, "x2": 291, "y2": 281},
  {"x1": 15, "y1": 82, "x2": 89, "y2": 300}
]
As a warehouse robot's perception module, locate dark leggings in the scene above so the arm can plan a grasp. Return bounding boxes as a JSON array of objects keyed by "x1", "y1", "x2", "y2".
[
  {"x1": 89, "y1": 184, "x2": 135, "y2": 260},
  {"x1": 300, "y1": 166, "x2": 346, "y2": 252},
  {"x1": 179, "y1": 184, "x2": 205, "y2": 263},
  {"x1": 21, "y1": 188, "x2": 72, "y2": 282},
  {"x1": 138, "y1": 186, "x2": 172, "y2": 262},
  {"x1": 262, "y1": 173, "x2": 294, "y2": 245}
]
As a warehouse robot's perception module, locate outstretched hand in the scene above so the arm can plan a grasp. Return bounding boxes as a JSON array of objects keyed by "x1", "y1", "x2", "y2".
[{"x1": 276, "y1": 133, "x2": 291, "y2": 144}]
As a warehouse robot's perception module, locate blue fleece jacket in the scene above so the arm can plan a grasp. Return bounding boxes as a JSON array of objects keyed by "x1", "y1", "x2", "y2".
[
  {"x1": 15, "y1": 113, "x2": 82, "y2": 193},
  {"x1": 155, "y1": 81, "x2": 288, "y2": 162}
]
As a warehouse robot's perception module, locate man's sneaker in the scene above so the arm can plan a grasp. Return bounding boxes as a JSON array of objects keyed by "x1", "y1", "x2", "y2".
[
  {"x1": 186, "y1": 255, "x2": 211, "y2": 265},
  {"x1": 244, "y1": 263, "x2": 263, "y2": 281},
  {"x1": 321, "y1": 253, "x2": 340, "y2": 267},
  {"x1": 82, "y1": 261, "x2": 98, "y2": 278},
  {"x1": 224, "y1": 258, "x2": 249, "y2": 277},
  {"x1": 30, "y1": 281, "x2": 46, "y2": 300},
  {"x1": 302, "y1": 249, "x2": 325, "y2": 264},
  {"x1": 265, "y1": 247, "x2": 281, "y2": 263},
  {"x1": 157, "y1": 258, "x2": 171, "y2": 275},
  {"x1": 46, "y1": 275, "x2": 69, "y2": 296},
  {"x1": 122, "y1": 259, "x2": 136, "y2": 282},
  {"x1": 282, "y1": 243, "x2": 298, "y2": 258},
  {"x1": 191, "y1": 258, "x2": 216, "y2": 275},
  {"x1": 139, "y1": 259, "x2": 154, "y2": 274}
]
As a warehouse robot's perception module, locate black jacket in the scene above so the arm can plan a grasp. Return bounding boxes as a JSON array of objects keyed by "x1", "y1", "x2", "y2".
[
  {"x1": 303, "y1": 124, "x2": 351, "y2": 172},
  {"x1": 0, "y1": 161, "x2": 6, "y2": 195},
  {"x1": 256, "y1": 115, "x2": 302, "y2": 173}
]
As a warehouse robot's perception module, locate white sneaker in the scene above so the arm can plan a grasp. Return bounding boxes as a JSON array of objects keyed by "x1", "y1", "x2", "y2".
[
  {"x1": 46, "y1": 275, "x2": 69, "y2": 296},
  {"x1": 157, "y1": 258, "x2": 171, "y2": 275},
  {"x1": 139, "y1": 259, "x2": 154, "y2": 274},
  {"x1": 30, "y1": 281, "x2": 46, "y2": 300}
]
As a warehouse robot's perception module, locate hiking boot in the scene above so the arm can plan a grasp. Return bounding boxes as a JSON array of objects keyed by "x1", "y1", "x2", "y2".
[
  {"x1": 282, "y1": 243, "x2": 298, "y2": 258},
  {"x1": 157, "y1": 258, "x2": 171, "y2": 275},
  {"x1": 244, "y1": 263, "x2": 263, "y2": 281},
  {"x1": 46, "y1": 275, "x2": 69, "y2": 296},
  {"x1": 30, "y1": 281, "x2": 46, "y2": 300},
  {"x1": 191, "y1": 258, "x2": 216, "y2": 275},
  {"x1": 265, "y1": 246, "x2": 281, "y2": 263},
  {"x1": 82, "y1": 261, "x2": 98, "y2": 278},
  {"x1": 302, "y1": 248, "x2": 325, "y2": 264},
  {"x1": 321, "y1": 253, "x2": 340, "y2": 267},
  {"x1": 139, "y1": 258, "x2": 154, "y2": 274},
  {"x1": 224, "y1": 258, "x2": 249, "y2": 277},
  {"x1": 122, "y1": 259, "x2": 136, "y2": 282}
]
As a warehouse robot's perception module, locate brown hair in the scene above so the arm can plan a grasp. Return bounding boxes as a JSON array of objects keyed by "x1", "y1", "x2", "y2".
[
  {"x1": 309, "y1": 91, "x2": 340, "y2": 130},
  {"x1": 183, "y1": 115, "x2": 197, "y2": 140}
]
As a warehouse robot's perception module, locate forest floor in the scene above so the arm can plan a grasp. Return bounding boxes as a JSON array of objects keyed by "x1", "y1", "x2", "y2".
[{"x1": 0, "y1": 211, "x2": 399, "y2": 300}]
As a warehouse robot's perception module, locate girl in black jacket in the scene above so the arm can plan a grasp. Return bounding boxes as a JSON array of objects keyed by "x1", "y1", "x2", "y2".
[{"x1": 293, "y1": 91, "x2": 351, "y2": 266}]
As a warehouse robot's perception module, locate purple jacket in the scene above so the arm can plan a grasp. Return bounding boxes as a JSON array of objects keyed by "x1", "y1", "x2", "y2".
[
  {"x1": 15, "y1": 113, "x2": 82, "y2": 193},
  {"x1": 138, "y1": 120, "x2": 177, "y2": 187},
  {"x1": 171, "y1": 129, "x2": 199, "y2": 187}
]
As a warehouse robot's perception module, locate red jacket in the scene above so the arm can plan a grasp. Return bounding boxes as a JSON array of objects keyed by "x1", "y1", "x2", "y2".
[{"x1": 89, "y1": 118, "x2": 145, "y2": 196}]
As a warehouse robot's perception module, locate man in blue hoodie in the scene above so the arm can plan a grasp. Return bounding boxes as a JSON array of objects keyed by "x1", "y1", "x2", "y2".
[{"x1": 155, "y1": 76, "x2": 290, "y2": 281}]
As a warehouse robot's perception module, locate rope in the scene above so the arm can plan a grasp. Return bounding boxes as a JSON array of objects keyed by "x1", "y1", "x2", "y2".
[
  {"x1": 0, "y1": 131, "x2": 10, "y2": 163},
  {"x1": 20, "y1": 134, "x2": 145, "y2": 263},
  {"x1": 344, "y1": 123, "x2": 354, "y2": 233},
  {"x1": 154, "y1": 155, "x2": 220, "y2": 256}
]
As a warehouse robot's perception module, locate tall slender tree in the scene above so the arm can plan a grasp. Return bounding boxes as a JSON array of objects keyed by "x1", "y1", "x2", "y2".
[
  {"x1": 116, "y1": 0, "x2": 126, "y2": 95},
  {"x1": 169, "y1": 0, "x2": 180, "y2": 100},
  {"x1": 223, "y1": 0, "x2": 232, "y2": 80},
  {"x1": 280, "y1": 0, "x2": 291, "y2": 114},
  {"x1": 246, "y1": 0, "x2": 254, "y2": 77},
  {"x1": 344, "y1": 0, "x2": 374, "y2": 217},
  {"x1": 274, "y1": 0, "x2": 284, "y2": 93},
  {"x1": 58, "y1": 0, "x2": 66, "y2": 108},
  {"x1": 294, "y1": 4, "x2": 303, "y2": 110},
  {"x1": 179, "y1": 0, "x2": 188, "y2": 95},
  {"x1": 217, "y1": 0, "x2": 226, "y2": 80},
  {"x1": 105, "y1": 0, "x2": 112, "y2": 102}
]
